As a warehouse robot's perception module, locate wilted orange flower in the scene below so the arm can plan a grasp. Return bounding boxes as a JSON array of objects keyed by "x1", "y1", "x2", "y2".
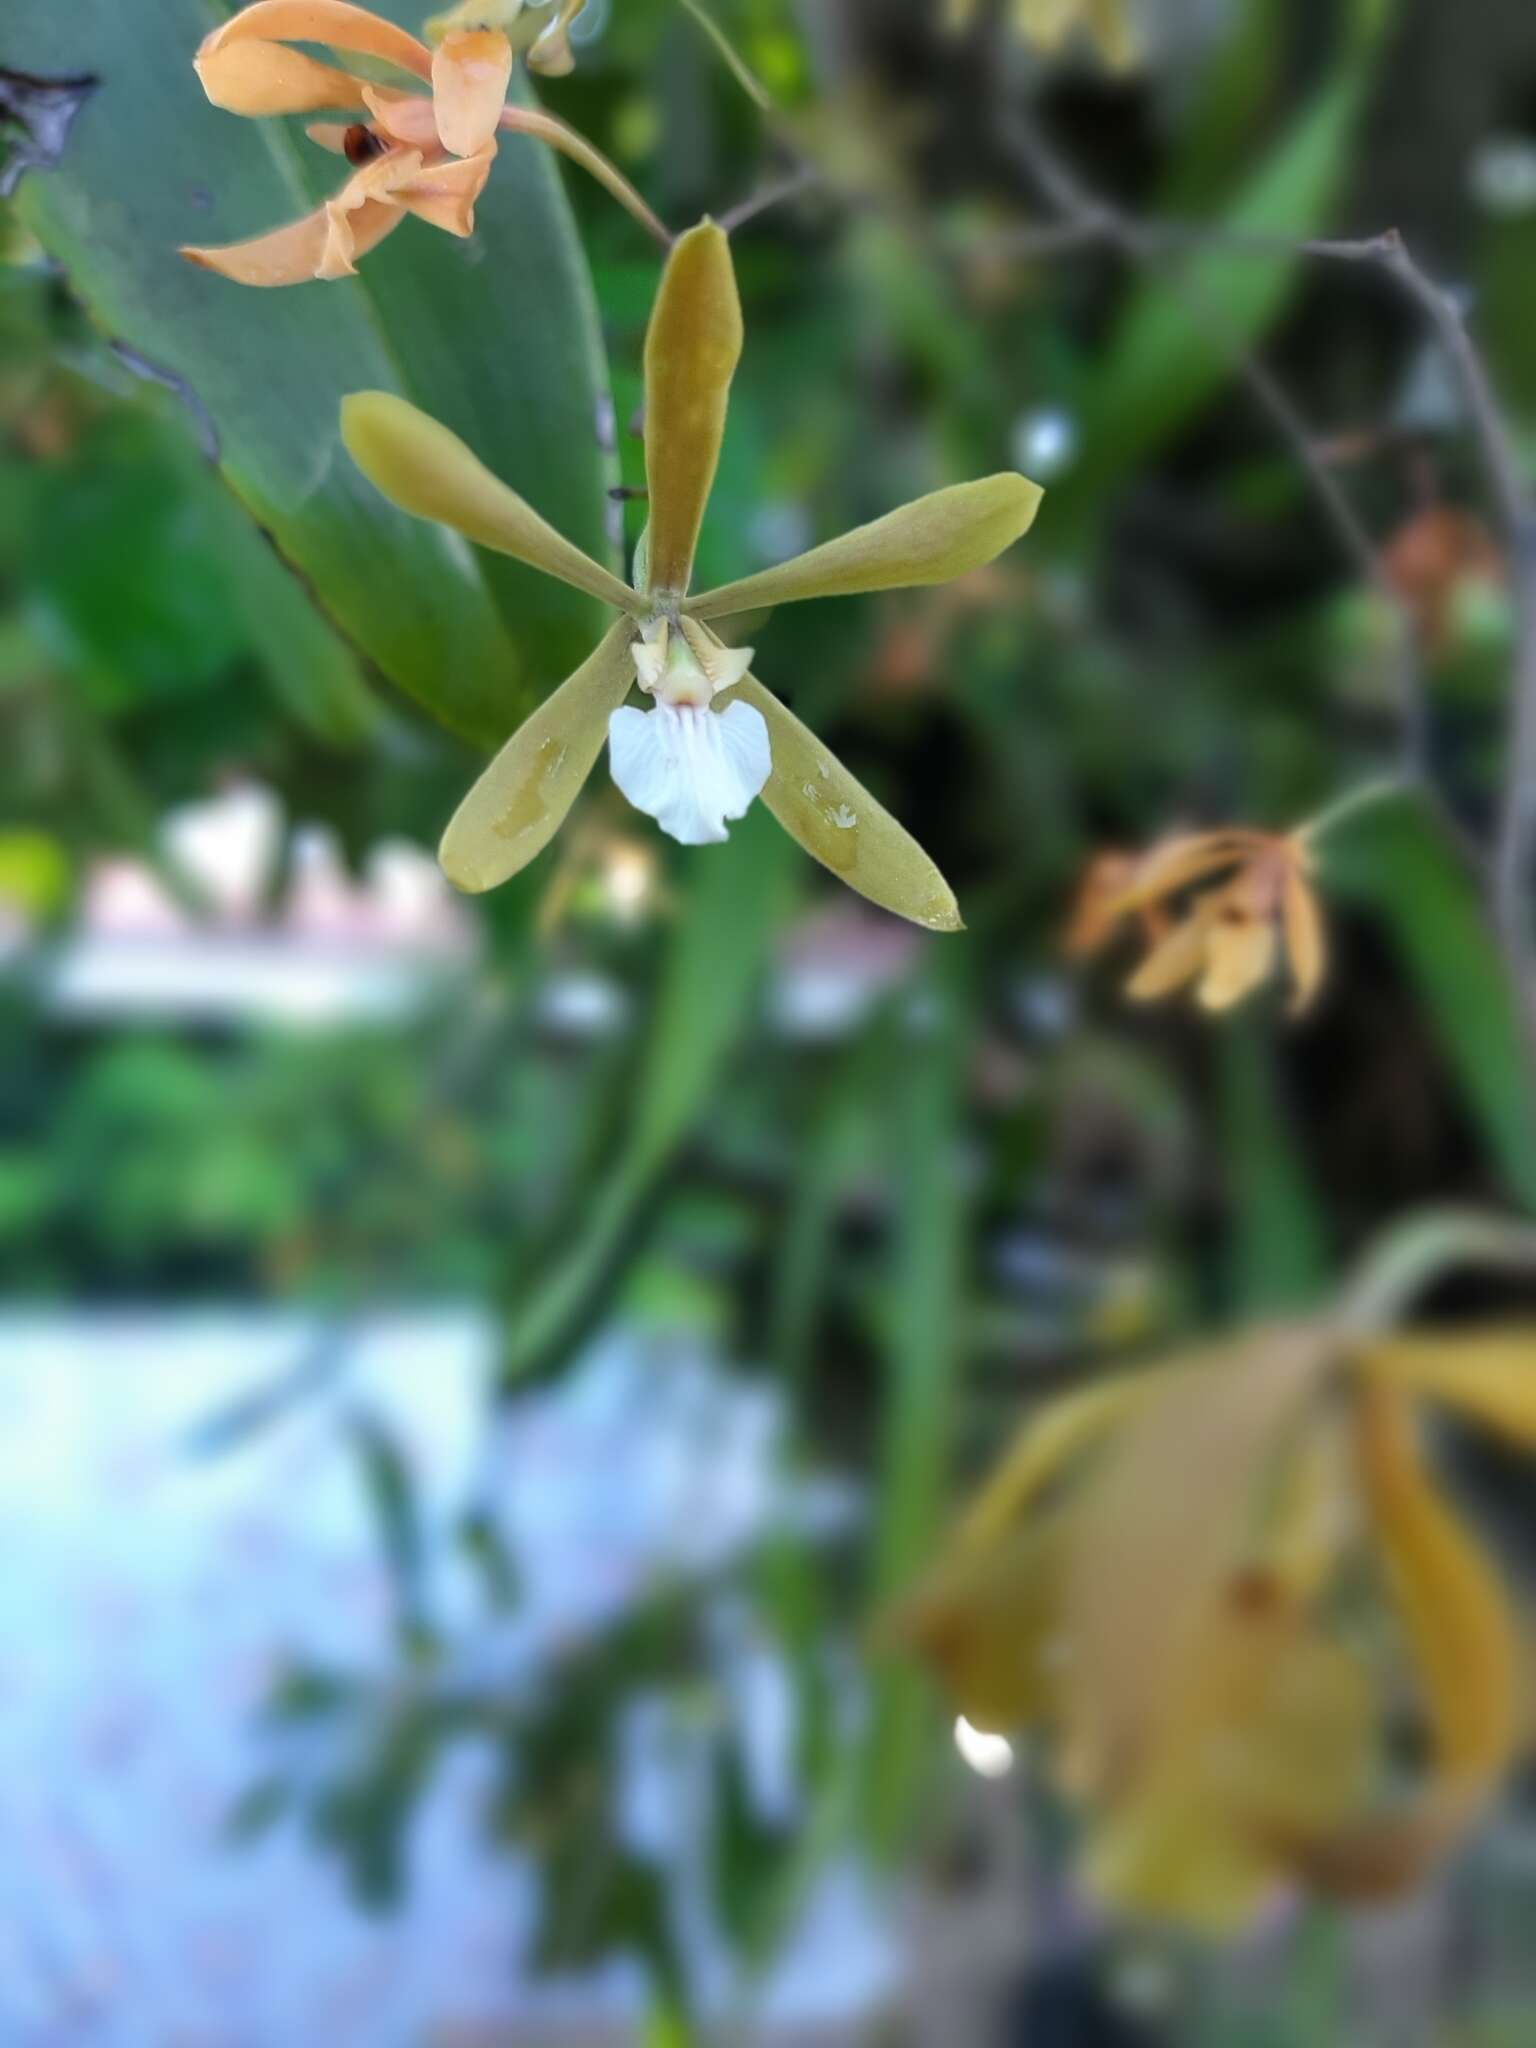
[
  {"x1": 181, "y1": 0, "x2": 624, "y2": 286},
  {"x1": 1068, "y1": 829, "x2": 1325, "y2": 1016},
  {"x1": 884, "y1": 1316, "x2": 1536, "y2": 1928}
]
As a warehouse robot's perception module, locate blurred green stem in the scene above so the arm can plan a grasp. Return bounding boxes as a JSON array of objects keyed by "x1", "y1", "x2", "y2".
[
  {"x1": 1302, "y1": 775, "x2": 1411, "y2": 845},
  {"x1": 1338, "y1": 1208, "x2": 1536, "y2": 1335}
]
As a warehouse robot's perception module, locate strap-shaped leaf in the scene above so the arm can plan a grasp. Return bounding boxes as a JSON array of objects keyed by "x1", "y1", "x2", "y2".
[
  {"x1": 715, "y1": 671, "x2": 961, "y2": 931},
  {"x1": 203, "y1": 1, "x2": 432, "y2": 78},
  {"x1": 643, "y1": 220, "x2": 742, "y2": 598},
  {"x1": 13, "y1": 0, "x2": 618, "y2": 753},
  {"x1": 686, "y1": 473, "x2": 1043, "y2": 620},
  {"x1": 342, "y1": 391, "x2": 640, "y2": 612},
  {"x1": 439, "y1": 619, "x2": 637, "y2": 892}
]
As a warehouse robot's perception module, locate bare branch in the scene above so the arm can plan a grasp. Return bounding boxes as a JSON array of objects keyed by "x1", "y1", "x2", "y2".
[{"x1": 996, "y1": 109, "x2": 1429, "y2": 777}]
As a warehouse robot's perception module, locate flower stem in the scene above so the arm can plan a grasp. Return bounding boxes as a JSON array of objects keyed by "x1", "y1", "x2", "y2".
[
  {"x1": 497, "y1": 105, "x2": 672, "y2": 249},
  {"x1": 1338, "y1": 1208, "x2": 1536, "y2": 1335},
  {"x1": 1299, "y1": 774, "x2": 1410, "y2": 847}
]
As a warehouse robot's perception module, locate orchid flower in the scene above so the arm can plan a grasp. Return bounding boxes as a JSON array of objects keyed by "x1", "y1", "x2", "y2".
[
  {"x1": 182, "y1": 0, "x2": 664, "y2": 287},
  {"x1": 884, "y1": 1317, "x2": 1534, "y2": 1927},
  {"x1": 1068, "y1": 828, "x2": 1326, "y2": 1015},
  {"x1": 340, "y1": 221, "x2": 1043, "y2": 929}
]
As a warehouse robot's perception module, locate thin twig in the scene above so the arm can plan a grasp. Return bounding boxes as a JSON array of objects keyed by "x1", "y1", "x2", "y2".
[
  {"x1": 677, "y1": 0, "x2": 775, "y2": 112},
  {"x1": 996, "y1": 118, "x2": 1536, "y2": 996},
  {"x1": 498, "y1": 104, "x2": 673, "y2": 249},
  {"x1": 996, "y1": 109, "x2": 1429, "y2": 775},
  {"x1": 716, "y1": 164, "x2": 821, "y2": 235}
]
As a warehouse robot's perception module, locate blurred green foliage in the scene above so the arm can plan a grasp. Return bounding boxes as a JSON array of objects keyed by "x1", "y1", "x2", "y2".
[{"x1": 7, "y1": 0, "x2": 1536, "y2": 2037}]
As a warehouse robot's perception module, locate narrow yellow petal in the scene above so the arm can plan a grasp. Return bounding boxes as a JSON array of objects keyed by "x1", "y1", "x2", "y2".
[
  {"x1": 439, "y1": 620, "x2": 638, "y2": 893},
  {"x1": 951, "y1": 1369, "x2": 1178, "y2": 1555},
  {"x1": 715, "y1": 669, "x2": 961, "y2": 930},
  {"x1": 1197, "y1": 916, "x2": 1276, "y2": 1011},
  {"x1": 1289, "y1": 1384, "x2": 1522, "y2": 1897},
  {"x1": 643, "y1": 221, "x2": 743, "y2": 599},
  {"x1": 431, "y1": 27, "x2": 512, "y2": 156},
  {"x1": 200, "y1": 1, "x2": 431, "y2": 80},
  {"x1": 341, "y1": 392, "x2": 641, "y2": 612},
  {"x1": 1360, "y1": 1384, "x2": 1518, "y2": 1786},
  {"x1": 1086, "y1": 1590, "x2": 1373, "y2": 1930},
  {"x1": 1282, "y1": 863, "x2": 1327, "y2": 1015},
  {"x1": 1063, "y1": 1326, "x2": 1335, "y2": 1798},
  {"x1": 182, "y1": 193, "x2": 404, "y2": 286},
  {"x1": 880, "y1": 1523, "x2": 1066, "y2": 1734},
  {"x1": 1356, "y1": 1330, "x2": 1536, "y2": 1452},
  {"x1": 685, "y1": 474, "x2": 1042, "y2": 621},
  {"x1": 195, "y1": 38, "x2": 368, "y2": 115},
  {"x1": 1124, "y1": 910, "x2": 1208, "y2": 1001},
  {"x1": 1109, "y1": 830, "x2": 1265, "y2": 912}
]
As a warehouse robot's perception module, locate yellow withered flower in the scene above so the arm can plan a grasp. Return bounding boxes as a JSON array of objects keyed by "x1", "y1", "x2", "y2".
[
  {"x1": 885, "y1": 1319, "x2": 1536, "y2": 1929},
  {"x1": 181, "y1": 0, "x2": 589, "y2": 286},
  {"x1": 945, "y1": 0, "x2": 1136, "y2": 70},
  {"x1": 1068, "y1": 829, "x2": 1326, "y2": 1016},
  {"x1": 340, "y1": 222, "x2": 1043, "y2": 928}
]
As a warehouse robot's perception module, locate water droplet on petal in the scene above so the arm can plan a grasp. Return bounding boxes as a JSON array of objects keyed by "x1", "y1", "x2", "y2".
[{"x1": 492, "y1": 735, "x2": 565, "y2": 841}]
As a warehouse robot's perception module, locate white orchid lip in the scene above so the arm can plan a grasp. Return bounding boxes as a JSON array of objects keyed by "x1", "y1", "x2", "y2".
[{"x1": 609, "y1": 618, "x2": 768, "y2": 845}]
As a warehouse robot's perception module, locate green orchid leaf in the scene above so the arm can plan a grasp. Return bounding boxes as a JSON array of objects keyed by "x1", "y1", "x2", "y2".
[
  {"x1": 1064, "y1": 0, "x2": 1390, "y2": 510},
  {"x1": 9, "y1": 0, "x2": 618, "y2": 751},
  {"x1": 499, "y1": 806, "x2": 798, "y2": 1384},
  {"x1": 1320, "y1": 789, "x2": 1536, "y2": 1216},
  {"x1": 861, "y1": 958, "x2": 972, "y2": 1858}
]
